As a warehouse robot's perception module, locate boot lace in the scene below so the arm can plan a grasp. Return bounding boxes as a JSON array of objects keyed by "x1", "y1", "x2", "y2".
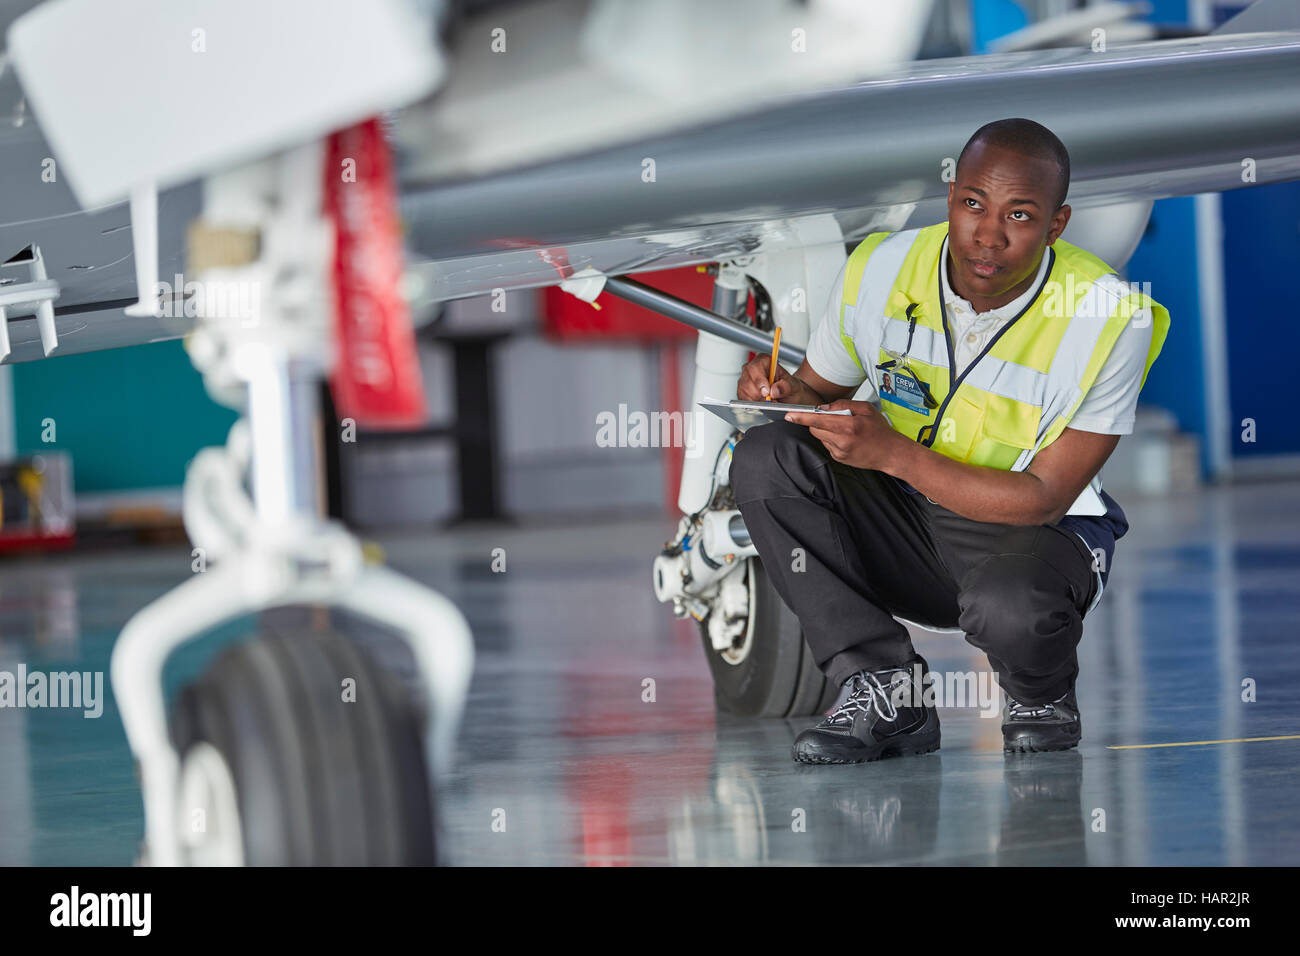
[
  {"x1": 1007, "y1": 697, "x2": 1057, "y2": 720},
  {"x1": 827, "y1": 670, "x2": 903, "y2": 725}
]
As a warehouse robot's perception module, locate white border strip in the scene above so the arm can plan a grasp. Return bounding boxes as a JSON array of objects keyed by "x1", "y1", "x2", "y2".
[{"x1": 1194, "y1": 192, "x2": 1232, "y2": 482}]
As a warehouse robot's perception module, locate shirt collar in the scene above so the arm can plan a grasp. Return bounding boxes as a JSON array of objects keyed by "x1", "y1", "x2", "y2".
[{"x1": 940, "y1": 234, "x2": 1051, "y2": 320}]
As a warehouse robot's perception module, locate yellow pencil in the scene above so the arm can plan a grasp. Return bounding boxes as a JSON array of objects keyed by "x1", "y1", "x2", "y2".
[{"x1": 765, "y1": 326, "x2": 782, "y2": 401}]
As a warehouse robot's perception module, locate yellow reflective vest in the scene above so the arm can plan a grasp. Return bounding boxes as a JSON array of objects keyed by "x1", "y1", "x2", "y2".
[{"x1": 836, "y1": 222, "x2": 1169, "y2": 513}]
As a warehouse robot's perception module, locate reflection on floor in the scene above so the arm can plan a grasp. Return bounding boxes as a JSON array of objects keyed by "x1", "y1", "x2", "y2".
[{"x1": 1, "y1": 480, "x2": 1298, "y2": 865}]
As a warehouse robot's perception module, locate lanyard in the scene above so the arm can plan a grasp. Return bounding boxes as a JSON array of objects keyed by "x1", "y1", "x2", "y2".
[
  {"x1": 875, "y1": 302, "x2": 920, "y2": 369},
  {"x1": 875, "y1": 303, "x2": 938, "y2": 408}
]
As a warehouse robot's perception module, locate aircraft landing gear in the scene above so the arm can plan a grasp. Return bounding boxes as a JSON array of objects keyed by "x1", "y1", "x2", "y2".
[
  {"x1": 696, "y1": 556, "x2": 837, "y2": 718},
  {"x1": 111, "y1": 140, "x2": 472, "y2": 866}
]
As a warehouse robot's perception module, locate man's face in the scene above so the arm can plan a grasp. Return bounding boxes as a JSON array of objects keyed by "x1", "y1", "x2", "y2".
[{"x1": 945, "y1": 142, "x2": 1071, "y2": 309}]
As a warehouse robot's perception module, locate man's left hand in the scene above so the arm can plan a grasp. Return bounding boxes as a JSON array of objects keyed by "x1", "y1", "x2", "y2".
[{"x1": 784, "y1": 400, "x2": 903, "y2": 472}]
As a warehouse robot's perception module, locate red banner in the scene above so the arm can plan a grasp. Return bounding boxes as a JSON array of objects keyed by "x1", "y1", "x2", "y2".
[{"x1": 323, "y1": 117, "x2": 427, "y2": 427}]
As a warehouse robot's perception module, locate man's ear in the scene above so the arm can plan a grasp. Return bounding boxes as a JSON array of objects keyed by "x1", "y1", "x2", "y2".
[{"x1": 1046, "y1": 203, "x2": 1071, "y2": 244}]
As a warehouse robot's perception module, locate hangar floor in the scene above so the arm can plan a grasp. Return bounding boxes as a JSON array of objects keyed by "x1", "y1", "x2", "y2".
[{"x1": 2, "y1": 478, "x2": 1298, "y2": 866}]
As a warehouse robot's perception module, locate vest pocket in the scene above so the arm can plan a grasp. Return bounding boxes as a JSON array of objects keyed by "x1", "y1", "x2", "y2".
[
  {"x1": 976, "y1": 394, "x2": 1043, "y2": 468},
  {"x1": 930, "y1": 395, "x2": 983, "y2": 459},
  {"x1": 981, "y1": 409, "x2": 1040, "y2": 447}
]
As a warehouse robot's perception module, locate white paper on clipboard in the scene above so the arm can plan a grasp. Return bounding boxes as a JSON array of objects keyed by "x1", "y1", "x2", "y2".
[
  {"x1": 698, "y1": 395, "x2": 852, "y2": 432},
  {"x1": 1065, "y1": 482, "x2": 1108, "y2": 516}
]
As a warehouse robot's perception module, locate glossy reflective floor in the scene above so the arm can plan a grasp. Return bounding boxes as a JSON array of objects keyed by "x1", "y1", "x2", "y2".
[{"x1": 2, "y1": 480, "x2": 1298, "y2": 866}]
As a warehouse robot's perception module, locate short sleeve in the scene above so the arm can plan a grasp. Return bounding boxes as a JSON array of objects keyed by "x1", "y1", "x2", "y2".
[
  {"x1": 803, "y1": 257, "x2": 869, "y2": 388},
  {"x1": 1067, "y1": 311, "x2": 1156, "y2": 435}
]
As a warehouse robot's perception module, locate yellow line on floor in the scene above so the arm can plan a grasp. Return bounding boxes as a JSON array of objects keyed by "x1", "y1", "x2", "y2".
[{"x1": 1108, "y1": 734, "x2": 1300, "y2": 750}]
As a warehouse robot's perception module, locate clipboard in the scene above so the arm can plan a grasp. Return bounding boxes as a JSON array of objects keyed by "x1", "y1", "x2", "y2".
[{"x1": 698, "y1": 395, "x2": 852, "y2": 432}]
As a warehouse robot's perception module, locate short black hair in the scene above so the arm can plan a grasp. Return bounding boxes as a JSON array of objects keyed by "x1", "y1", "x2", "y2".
[{"x1": 956, "y1": 118, "x2": 1070, "y2": 211}]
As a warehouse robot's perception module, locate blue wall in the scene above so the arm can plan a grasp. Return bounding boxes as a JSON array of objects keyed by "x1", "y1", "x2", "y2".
[{"x1": 1221, "y1": 180, "x2": 1300, "y2": 460}]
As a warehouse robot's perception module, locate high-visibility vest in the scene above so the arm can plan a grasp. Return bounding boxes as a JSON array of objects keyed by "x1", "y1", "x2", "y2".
[{"x1": 837, "y1": 222, "x2": 1170, "y2": 516}]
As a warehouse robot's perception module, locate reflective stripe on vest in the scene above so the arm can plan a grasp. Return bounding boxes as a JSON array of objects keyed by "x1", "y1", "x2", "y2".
[{"x1": 839, "y1": 222, "x2": 1171, "y2": 481}]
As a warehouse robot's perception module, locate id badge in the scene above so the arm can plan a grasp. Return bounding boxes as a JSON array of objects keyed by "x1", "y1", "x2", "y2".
[{"x1": 879, "y1": 366, "x2": 931, "y2": 415}]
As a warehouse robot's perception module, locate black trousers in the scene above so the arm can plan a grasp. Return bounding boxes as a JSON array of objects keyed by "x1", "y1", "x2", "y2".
[{"x1": 729, "y1": 420, "x2": 1099, "y2": 704}]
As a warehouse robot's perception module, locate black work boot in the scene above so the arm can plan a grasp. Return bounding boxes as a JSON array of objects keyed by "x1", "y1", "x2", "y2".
[
  {"x1": 1001, "y1": 688, "x2": 1081, "y2": 752},
  {"x1": 791, "y1": 656, "x2": 941, "y2": 765}
]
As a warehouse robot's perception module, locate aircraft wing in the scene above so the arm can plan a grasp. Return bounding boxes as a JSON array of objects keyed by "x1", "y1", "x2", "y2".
[{"x1": 400, "y1": 29, "x2": 1300, "y2": 304}]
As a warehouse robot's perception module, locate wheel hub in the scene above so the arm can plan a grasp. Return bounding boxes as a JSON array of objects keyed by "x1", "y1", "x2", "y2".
[
  {"x1": 709, "y1": 560, "x2": 757, "y2": 665},
  {"x1": 176, "y1": 742, "x2": 245, "y2": 866}
]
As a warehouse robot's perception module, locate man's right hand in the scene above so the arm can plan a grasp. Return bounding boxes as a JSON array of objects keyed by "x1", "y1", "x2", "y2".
[{"x1": 737, "y1": 353, "x2": 821, "y2": 405}]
